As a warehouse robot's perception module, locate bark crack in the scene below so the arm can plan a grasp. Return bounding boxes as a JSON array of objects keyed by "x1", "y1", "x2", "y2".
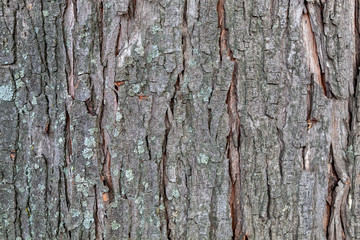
[
  {"x1": 12, "y1": 72, "x2": 21, "y2": 237},
  {"x1": 217, "y1": 0, "x2": 234, "y2": 61},
  {"x1": 99, "y1": 0, "x2": 104, "y2": 63},
  {"x1": 326, "y1": 144, "x2": 349, "y2": 239},
  {"x1": 145, "y1": 135, "x2": 152, "y2": 162},
  {"x1": 63, "y1": 0, "x2": 76, "y2": 98},
  {"x1": 276, "y1": 127, "x2": 284, "y2": 179},
  {"x1": 93, "y1": 186, "x2": 101, "y2": 239},
  {"x1": 161, "y1": 109, "x2": 171, "y2": 239},
  {"x1": 226, "y1": 61, "x2": 242, "y2": 239},
  {"x1": 64, "y1": 105, "x2": 72, "y2": 209},
  {"x1": 115, "y1": 23, "x2": 122, "y2": 57},
  {"x1": 302, "y1": 4, "x2": 332, "y2": 98},
  {"x1": 354, "y1": 0, "x2": 360, "y2": 82}
]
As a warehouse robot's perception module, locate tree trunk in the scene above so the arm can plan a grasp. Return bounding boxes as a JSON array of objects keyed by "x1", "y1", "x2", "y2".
[{"x1": 0, "y1": 0, "x2": 359, "y2": 239}]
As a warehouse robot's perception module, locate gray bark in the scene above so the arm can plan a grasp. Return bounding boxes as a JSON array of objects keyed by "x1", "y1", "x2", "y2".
[{"x1": 0, "y1": 0, "x2": 359, "y2": 239}]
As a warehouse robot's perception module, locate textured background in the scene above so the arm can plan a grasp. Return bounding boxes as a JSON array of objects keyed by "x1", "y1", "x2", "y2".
[{"x1": 0, "y1": 0, "x2": 360, "y2": 239}]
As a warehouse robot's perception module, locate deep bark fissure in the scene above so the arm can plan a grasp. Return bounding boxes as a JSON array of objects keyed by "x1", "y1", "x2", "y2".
[
  {"x1": 63, "y1": 0, "x2": 76, "y2": 98},
  {"x1": 99, "y1": 100, "x2": 113, "y2": 199},
  {"x1": 64, "y1": 105, "x2": 72, "y2": 209},
  {"x1": 217, "y1": 1, "x2": 243, "y2": 236},
  {"x1": 306, "y1": 75, "x2": 314, "y2": 121},
  {"x1": 43, "y1": 154, "x2": 50, "y2": 238},
  {"x1": 64, "y1": 107, "x2": 72, "y2": 154},
  {"x1": 98, "y1": 0, "x2": 114, "y2": 202},
  {"x1": 209, "y1": 186, "x2": 217, "y2": 239},
  {"x1": 10, "y1": 67, "x2": 21, "y2": 236},
  {"x1": 99, "y1": 0, "x2": 104, "y2": 63},
  {"x1": 24, "y1": 157, "x2": 33, "y2": 239},
  {"x1": 170, "y1": 0, "x2": 186, "y2": 116},
  {"x1": 73, "y1": 0, "x2": 78, "y2": 21},
  {"x1": 127, "y1": 0, "x2": 136, "y2": 18},
  {"x1": 303, "y1": 4, "x2": 331, "y2": 98},
  {"x1": 13, "y1": 111, "x2": 20, "y2": 238},
  {"x1": 265, "y1": 164, "x2": 272, "y2": 225},
  {"x1": 351, "y1": 0, "x2": 360, "y2": 137},
  {"x1": 9, "y1": 4, "x2": 17, "y2": 66},
  {"x1": 158, "y1": 0, "x2": 189, "y2": 237},
  {"x1": 208, "y1": 78, "x2": 215, "y2": 133},
  {"x1": 56, "y1": 166, "x2": 62, "y2": 236},
  {"x1": 326, "y1": 144, "x2": 345, "y2": 239},
  {"x1": 170, "y1": 76, "x2": 180, "y2": 116},
  {"x1": 226, "y1": 62, "x2": 241, "y2": 239},
  {"x1": 98, "y1": 68, "x2": 114, "y2": 203},
  {"x1": 145, "y1": 135, "x2": 152, "y2": 162},
  {"x1": 93, "y1": 185, "x2": 100, "y2": 239},
  {"x1": 354, "y1": 0, "x2": 360, "y2": 78},
  {"x1": 39, "y1": 0, "x2": 51, "y2": 78},
  {"x1": 85, "y1": 98, "x2": 97, "y2": 116},
  {"x1": 115, "y1": 23, "x2": 121, "y2": 57},
  {"x1": 301, "y1": 146, "x2": 306, "y2": 170},
  {"x1": 104, "y1": 146, "x2": 114, "y2": 202},
  {"x1": 217, "y1": 0, "x2": 234, "y2": 61},
  {"x1": 276, "y1": 127, "x2": 284, "y2": 179},
  {"x1": 162, "y1": 110, "x2": 171, "y2": 239},
  {"x1": 208, "y1": 106, "x2": 212, "y2": 133},
  {"x1": 339, "y1": 201, "x2": 347, "y2": 239},
  {"x1": 324, "y1": 144, "x2": 339, "y2": 239}
]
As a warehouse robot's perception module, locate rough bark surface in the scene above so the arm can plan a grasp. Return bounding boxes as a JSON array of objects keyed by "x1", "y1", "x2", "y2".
[{"x1": 0, "y1": 0, "x2": 360, "y2": 239}]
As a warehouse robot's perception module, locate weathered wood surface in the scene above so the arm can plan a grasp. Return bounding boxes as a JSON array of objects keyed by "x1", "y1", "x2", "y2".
[{"x1": 0, "y1": 0, "x2": 360, "y2": 239}]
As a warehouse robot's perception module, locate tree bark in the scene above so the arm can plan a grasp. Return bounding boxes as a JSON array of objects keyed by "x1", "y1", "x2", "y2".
[{"x1": 0, "y1": 0, "x2": 359, "y2": 239}]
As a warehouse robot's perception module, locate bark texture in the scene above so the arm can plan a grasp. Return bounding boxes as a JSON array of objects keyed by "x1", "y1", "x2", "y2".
[{"x1": 0, "y1": 0, "x2": 360, "y2": 239}]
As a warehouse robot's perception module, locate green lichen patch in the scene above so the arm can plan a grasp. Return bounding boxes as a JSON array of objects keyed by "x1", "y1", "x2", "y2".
[
  {"x1": 82, "y1": 213, "x2": 94, "y2": 230},
  {"x1": 151, "y1": 25, "x2": 162, "y2": 34},
  {"x1": 147, "y1": 45, "x2": 159, "y2": 63},
  {"x1": 114, "y1": 129, "x2": 120, "y2": 137},
  {"x1": 125, "y1": 169, "x2": 134, "y2": 182},
  {"x1": 198, "y1": 153, "x2": 209, "y2": 165},
  {"x1": 82, "y1": 148, "x2": 94, "y2": 159},
  {"x1": 0, "y1": 85, "x2": 14, "y2": 101},
  {"x1": 135, "y1": 45, "x2": 145, "y2": 56},
  {"x1": 70, "y1": 209, "x2": 81, "y2": 218},
  {"x1": 143, "y1": 181, "x2": 149, "y2": 190},
  {"x1": 111, "y1": 221, "x2": 120, "y2": 230},
  {"x1": 116, "y1": 112, "x2": 123, "y2": 122},
  {"x1": 42, "y1": 10, "x2": 49, "y2": 17},
  {"x1": 75, "y1": 174, "x2": 84, "y2": 183},
  {"x1": 132, "y1": 84, "x2": 141, "y2": 94},
  {"x1": 159, "y1": 204, "x2": 165, "y2": 211},
  {"x1": 84, "y1": 136, "x2": 96, "y2": 148},
  {"x1": 172, "y1": 189, "x2": 180, "y2": 199},
  {"x1": 134, "y1": 140, "x2": 145, "y2": 154},
  {"x1": 89, "y1": 128, "x2": 99, "y2": 135}
]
